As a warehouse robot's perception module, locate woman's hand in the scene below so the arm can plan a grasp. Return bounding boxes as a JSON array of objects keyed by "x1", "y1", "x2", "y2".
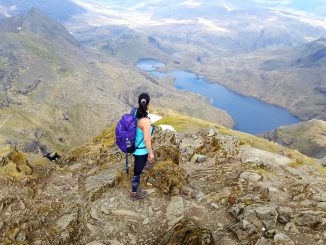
[{"x1": 149, "y1": 152, "x2": 155, "y2": 162}]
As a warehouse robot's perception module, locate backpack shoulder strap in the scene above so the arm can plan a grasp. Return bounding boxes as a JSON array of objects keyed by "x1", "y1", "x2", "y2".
[{"x1": 130, "y1": 107, "x2": 137, "y2": 116}]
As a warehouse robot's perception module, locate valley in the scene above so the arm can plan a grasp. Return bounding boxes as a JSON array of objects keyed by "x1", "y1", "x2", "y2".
[
  {"x1": 0, "y1": 8, "x2": 232, "y2": 155},
  {"x1": 138, "y1": 58, "x2": 300, "y2": 134},
  {"x1": 67, "y1": 1, "x2": 326, "y2": 122}
]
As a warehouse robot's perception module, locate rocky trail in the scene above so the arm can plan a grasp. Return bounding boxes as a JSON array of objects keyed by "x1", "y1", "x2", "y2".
[{"x1": 0, "y1": 126, "x2": 325, "y2": 244}]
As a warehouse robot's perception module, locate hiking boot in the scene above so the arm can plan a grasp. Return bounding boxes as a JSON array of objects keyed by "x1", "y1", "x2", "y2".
[{"x1": 130, "y1": 190, "x2": 148, "y2": 200}]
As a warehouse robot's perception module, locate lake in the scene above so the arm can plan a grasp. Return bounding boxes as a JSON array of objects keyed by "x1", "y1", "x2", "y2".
[{"x1": 137, "y1": 58, "x2": 300, "y2": 134}]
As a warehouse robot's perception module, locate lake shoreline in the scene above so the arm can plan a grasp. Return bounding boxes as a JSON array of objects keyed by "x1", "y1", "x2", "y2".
[{"x1": 137, "y1": 58, "x2": 301, "y2": 134}]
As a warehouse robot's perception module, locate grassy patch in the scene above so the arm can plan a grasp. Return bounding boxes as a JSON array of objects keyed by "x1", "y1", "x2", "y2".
[
  {"x1": 8, "y1": 148, "x2": 28, "y2": 164},
  {"x1": 0, "y1": 162, "x2": 29, "y2": 180},
  {"x1": 154, "y1": 114, "x2": 215, "y2": 132},
  {"x1": 64, "y1": 144, "x2": 91, "y2": 163},
  {"x1": 15, "y1": 33, "x2": 58, "y2": 64},
  {"x1": 93, "y1": 124, "x2": 116, "y2": 147}
]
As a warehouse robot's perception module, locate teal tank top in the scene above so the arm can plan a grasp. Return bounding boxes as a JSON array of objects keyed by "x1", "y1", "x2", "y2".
[{"x1": 134, "y1": 120, "x2": 153, "y2": 156}]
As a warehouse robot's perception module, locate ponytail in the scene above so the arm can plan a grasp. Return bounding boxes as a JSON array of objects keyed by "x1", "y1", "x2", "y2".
[{"x1": 136, "y1": 93, "x2": 150, "y2": 118}]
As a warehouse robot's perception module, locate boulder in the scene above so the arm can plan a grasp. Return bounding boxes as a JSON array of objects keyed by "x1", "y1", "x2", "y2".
[
  {"x1": 232, "y1": 204, "x2": 278, "y2": 231},
  {"x1": 230, "y1": 219, "x2": 257, "y2": 240},
  {"x1": 255, "y1": 205, "x2": 278, "y2": 228},
  {"x1": 85, "y1": 169, "x2": 117, "y2": 200},
  {"x1": 284, "y1": 222, "x2": 300, "y2": 233},
  {"x1": 191, "y1": 190, "x2": 206, "y2": 201},
  {"x1": 207, "y1": 128, "x2": 218, "y2": 137},
  {"x1": 293, "y1": 211, "x2": 326, "y2": 228},
  {"x1": 180, "y1": 136, "x2": 205, "y2": 162},
  {"x1": 277, "y1": 207, "x2": 293, "y2": 224},
  {"x1": 191, "y1": 154, "x2": 208, "y2": 163},
  {"x1": 313, "y1": 192, "x2": 326, "y2": 202},
  {"x1": 274, "y1": 232, "x2": 294, "y2": 245},
  {"x1": 317, "y1": 202, "x2": 326, "y2": 209},
  {"x1": 255, "y1": 237, "x2": 272, "y2": 245},
  {"x1": 56, "y1": 211, "x2": 78, "y2": 231},
  {"x1": 229, "y1": 203, "x2": 245, "y2": 218},
  {"x1": 158, "y1": 218, "x2": 214, "y2": 245},
  {"x1": 239, "y1": 171, "x2": 262, "y2": 182},
  {"x1": 166, "y1": 196, "x2": 185, "y2": 227},
  {"x1": 240, "y1": 146, "x2": 292, "y2": 166}
]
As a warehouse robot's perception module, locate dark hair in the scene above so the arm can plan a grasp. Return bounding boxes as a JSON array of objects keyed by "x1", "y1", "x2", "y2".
[{"x1": 136, "y1": 92, "x2": 150, "y2": 118}]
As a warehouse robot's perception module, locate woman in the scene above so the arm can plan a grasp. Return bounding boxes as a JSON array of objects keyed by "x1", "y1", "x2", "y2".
[{"x1": 131, "y1": 92, "x2": 154, "y2": 199}]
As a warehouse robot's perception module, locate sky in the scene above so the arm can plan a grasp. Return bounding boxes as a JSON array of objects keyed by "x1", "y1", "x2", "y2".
[
  {"x1": 77, "y1": 0, "x2": 326, "y2": 17},
  {"x1": 251, "y1": 0, "x2": 326, "y2": 16},
  {"x1": 0, "y1": 0, "x2": 325, "y2": 21}
]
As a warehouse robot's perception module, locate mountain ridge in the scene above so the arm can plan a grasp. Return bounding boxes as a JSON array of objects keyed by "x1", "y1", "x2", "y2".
[
  {"x1": 0, "y1": 109, "x2": 325, "y2": 244},
  {"x1": 0, "y1": 7, "x2": 79, "y2": 47}
]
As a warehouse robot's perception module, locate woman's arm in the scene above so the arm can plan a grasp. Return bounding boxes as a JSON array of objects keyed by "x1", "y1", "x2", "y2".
[{"x1": 142, "y1": 118, "x2": 154, "y2": 161}]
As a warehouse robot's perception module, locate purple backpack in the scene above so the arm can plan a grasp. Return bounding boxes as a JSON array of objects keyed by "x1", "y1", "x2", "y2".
[
  {"x1": 115, "y1": 108, "x2": 144, "y2": 174},
  {"x1": 115, "y1": 108, "x2": 138, "y2": 153}
]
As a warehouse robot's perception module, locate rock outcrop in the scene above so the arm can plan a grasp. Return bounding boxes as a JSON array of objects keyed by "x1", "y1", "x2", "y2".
[{"x1": 0, "y1": 126, "x2": 325, "y2": 244}]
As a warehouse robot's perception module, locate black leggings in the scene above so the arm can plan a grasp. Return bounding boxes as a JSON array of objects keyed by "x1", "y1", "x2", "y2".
[
  {"x1": 133, "y1": 154, "x2": 148, "y2": 176},
  {"x1": 131, "y1": 154, "x2": 148, "y2": 192}
]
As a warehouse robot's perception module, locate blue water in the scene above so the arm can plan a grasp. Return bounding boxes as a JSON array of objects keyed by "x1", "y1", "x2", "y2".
[{"x1": 137, "y1": 59, "x2": 300, "y2": 134}]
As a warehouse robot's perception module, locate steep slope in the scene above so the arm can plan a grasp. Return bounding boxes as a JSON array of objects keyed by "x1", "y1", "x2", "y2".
[
  {"x1": 264, "y1": 119, "x2": 326, "y2": 159},
  {"x1": 293, "y1": 38, "x2": 326, "y2": 68},
  {"x1": 0, "y1": 7, "x2": 79, "y2": 46},
  {"x1": 0, "y1": 111, "x2": 325, "y2": 244},
  {"x1": 0, "y1": 9, "x2": 233, "y2": 155},
  {"x1": 0, "y1": 8, "x2": 118, "y2": 153}
]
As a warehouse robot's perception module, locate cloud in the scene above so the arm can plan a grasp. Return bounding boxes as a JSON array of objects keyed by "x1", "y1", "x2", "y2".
[
  {"x1": 0, "y1": 4, "x2": 16, "y2": 17},
  {"x1": 197, "y1": 18, "x2": 229, "y2": 34},
  {"x1": 252, "y1": 0, "x2": 292, "y2": 5},
  {"x1": 178, "y1": 1, "x2": 203, "y2": 8},
  {"x1": 70, "y1": 0, "x2": 195, "y2": 27}
]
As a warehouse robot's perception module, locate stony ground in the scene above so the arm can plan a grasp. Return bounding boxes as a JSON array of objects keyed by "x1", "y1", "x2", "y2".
[{"x1": 0, "y1": 127, "x2": 325, "y2": 245}]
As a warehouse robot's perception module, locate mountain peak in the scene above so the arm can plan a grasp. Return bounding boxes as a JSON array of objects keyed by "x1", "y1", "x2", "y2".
[
  {"x1": 0, "y1": 8, "x2": 79, "y2": 47},
  {"x1": 25, "y1": 7, "x2": 49, "y2": 20}
]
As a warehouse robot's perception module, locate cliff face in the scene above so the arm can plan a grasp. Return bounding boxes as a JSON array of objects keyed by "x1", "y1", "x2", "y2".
[{"x1": 1, "y1": 119, "x2": 325, "y2": 245}]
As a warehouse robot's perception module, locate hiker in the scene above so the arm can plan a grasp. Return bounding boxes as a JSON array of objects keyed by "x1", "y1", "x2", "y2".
[{"x1": 130, "y1": 92, "x2": 154, "y2": 199}]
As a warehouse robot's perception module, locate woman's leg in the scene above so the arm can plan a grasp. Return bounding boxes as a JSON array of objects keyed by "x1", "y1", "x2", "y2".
[{"x1": 131, "y1": 154, "x2": 148, "y2": 193}]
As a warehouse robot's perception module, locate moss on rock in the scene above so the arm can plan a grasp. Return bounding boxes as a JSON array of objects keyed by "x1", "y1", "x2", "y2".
[
  {"x1": 158, "y1": 218, "x2": 214, "y2": 245},
  {"x1": 144, "y1": 161, "x2": 184, "y2": 195},
  {"x1": 0, "y1": 147, "x2": 33, "y2": 178}
]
